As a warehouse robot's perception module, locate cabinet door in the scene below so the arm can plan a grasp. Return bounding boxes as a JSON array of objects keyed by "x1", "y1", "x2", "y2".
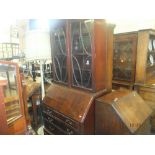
[
  {"x1": 70, "y1": 20, "x2": 93, "y2": 90},
  {"x1": 51, "y1": 20, "x2": 68, "y2": 84},
  {"x1": 0, "y1": 63, "x2": 22, "y2": 124},
  {"x1": 146, "y1": 35, "x2": 155, "y2": 76},
  {"x1": 0, "y1": 61, "x2": 26, "y2": 134},
  {"x1": 113, "y1": 35, "x2": 137, "y2": 82}
]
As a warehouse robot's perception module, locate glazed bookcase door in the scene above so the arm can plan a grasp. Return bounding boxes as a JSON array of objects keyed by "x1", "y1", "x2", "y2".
[
  {"x1": 51, "y1": 20, "x2": 68, "y2": 84},
  {"x1": 147, "y1": 35, "x2": 155, "y2": 68},
  {"x1": 71, "y1": 20, "x2": 93, "y2": 90},
  {"x1": 113, "y1": 39, "x2": 136, "y2": 82},
  {"x1": 0, "y1": 63, "x2": 22, "y2": 125}
]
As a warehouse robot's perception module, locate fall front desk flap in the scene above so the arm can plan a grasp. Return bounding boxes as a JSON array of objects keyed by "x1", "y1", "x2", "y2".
[
  {"x1": 43, "y1": 83, "x2": 106, "y2": 123},
  {"x1": 96, "y1": 89, "x2": 152, "y2": 133}
]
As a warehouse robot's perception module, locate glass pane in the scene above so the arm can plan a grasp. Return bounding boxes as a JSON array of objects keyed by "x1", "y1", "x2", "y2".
[
  {"x1": 0, "y1": 63, "x2": 21, "y2": 125},
  {"x1": 147, "y1": 35, "x2": 155, "y2": 67},
  {"x1": 52, "y1": 21, "x2": 68, "y2": 84},
  {"x1": 71, "y1": 20, "x2": 93, "y2": 89},
  {"x1": 113, "y1": 41, "x2": 133, "y2": 81}
]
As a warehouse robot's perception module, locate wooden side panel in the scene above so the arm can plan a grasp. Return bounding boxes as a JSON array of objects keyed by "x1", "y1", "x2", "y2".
[
  {"x1": 93, "y1": 20, "x2": 107, "y2": 91},
  {"x1": 82, "y1": 102, "x2": 94, "y2": 134},
  {"x1": 135, "y1": 31, "x2": 149, "y2": 84},
  {"x1": 106, "y1": 24, "x2": 115, "y2": 91}
]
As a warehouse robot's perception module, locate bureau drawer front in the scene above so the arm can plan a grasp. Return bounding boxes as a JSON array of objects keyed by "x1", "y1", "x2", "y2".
[
  {"x1": 43, "y1": 105, "x2": 79, "y2": 130},
  {"x1": 43, "y1": 112, "x2": 78, "y2": 133},
  {"x1": 44, "y1": 119, "x2": 77, "y2": 135},
  {"x1": 44, "y1": 120, "x2": 65, "y2": 135}
]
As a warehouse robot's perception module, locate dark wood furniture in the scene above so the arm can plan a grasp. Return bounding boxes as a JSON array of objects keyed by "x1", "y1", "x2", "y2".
[
  {"x1": 112, "y1": 29, "x2": 155, "y2": 131},
  {"x1": 95, "y1": 89, "x2": 152, "y2": 134},
  {"x1": 43, "y1": 19, "x2": 115, "y2": 134},
  {"x1": 23, "y1": 77, "x2": 41, "y2": 129},
  {"x1": 133, "y1": 29, "x2": 155, "y2": 131},
  {"x1": 113, "y1": 32, "x2": 137, "y2": 89},
  {"x1": 43, "y1": 84, "x2": 107, "y2": 134},
  {"x1": 0, "y1": 61, "x2": 27, "y2": 135}
]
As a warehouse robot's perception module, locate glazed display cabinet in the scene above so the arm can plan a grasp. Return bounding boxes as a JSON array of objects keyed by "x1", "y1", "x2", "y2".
[
  {"x1": 113, "y1": 32, "x2": 137, "y2": 89},
  {"x1": 0, "y1": 61, "x2": 26, "y2": 134},
  {"x1": 43, "y1": 19, "x2": 115, "y2": 134}
]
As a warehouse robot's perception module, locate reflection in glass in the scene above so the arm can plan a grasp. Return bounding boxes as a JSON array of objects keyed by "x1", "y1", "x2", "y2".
[
  {"x1": 113, "y1": 41, "x2": 133, "y2": 81},
  {"x1": 147, "y1": 36, "x2": 155, "y2": 67},
  {"x1": 71, "y1": 20, "x2": 93, "y2": 89},
  {"x1": 0, "y1": 63, "x2": 21, "y2": 125},
  {"x1": 52, "y1": 22, "x2": 68, "y2": 83}
]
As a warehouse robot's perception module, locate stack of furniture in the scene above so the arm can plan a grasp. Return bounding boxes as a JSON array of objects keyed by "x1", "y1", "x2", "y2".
[
  {"x1": 42, "y1": 19, "x2": 115, "y2": 134},
  {"x1": 112, "y1": 29, "x2": 155, "y2": 131},
  {"x1": 134, "y1": 29, "x2": 155, "y2": 131}
]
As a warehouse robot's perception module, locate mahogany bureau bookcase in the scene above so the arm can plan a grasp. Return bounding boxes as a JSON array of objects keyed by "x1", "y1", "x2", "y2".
[{"x1": 42, "y1": 19, "x2": 115, "y2": 134}]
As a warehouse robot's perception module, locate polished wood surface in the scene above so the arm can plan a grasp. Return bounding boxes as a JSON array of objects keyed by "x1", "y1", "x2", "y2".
[
  {"x1": 95, "y1": 89, "x2": 152, "y2": 134},
  {"x1": 43, "y1": 83, "x2": 106, "y2": 123},
  {"x1": 134, "y1": 83, "x2": 155, "y2": 131},
  {"x1": 135, "y1": 31, "x2": 149, "y2": 84},
  {"x1": 43, "y1": 83, "x2": 107, "y2": 134}
]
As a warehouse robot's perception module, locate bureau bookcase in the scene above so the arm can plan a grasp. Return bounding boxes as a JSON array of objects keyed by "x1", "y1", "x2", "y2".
[{"x1": 43, "y1": 19, "x2": 115, "y2": 134}]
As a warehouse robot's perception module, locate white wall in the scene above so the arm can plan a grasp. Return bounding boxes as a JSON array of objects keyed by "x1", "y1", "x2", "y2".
[{"x1": 108, "y1": 19, "x2": 155, "y2": 34}]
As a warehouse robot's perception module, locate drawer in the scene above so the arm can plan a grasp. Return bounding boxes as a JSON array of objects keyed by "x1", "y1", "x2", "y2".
[
  {"x1": 43, "y1": 112, "x2": 79, "y2": 132},
  {"x1": 43, "y1": 105, "x2": 79, "y2": 130},
  {"x1": 44, "y1": 120, "x2": 65, "y2": 135},
  {"x1": 44, "y1": 119, "x2": 77, "y2": 135}
]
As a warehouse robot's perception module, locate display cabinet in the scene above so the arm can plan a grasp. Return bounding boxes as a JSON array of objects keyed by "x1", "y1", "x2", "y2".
[
  {"x1": 113, "y1": 32, "x2": 137, "y2": 89},
  {"x1": 0, "y1": 61, "x2": 26, "y2": 134},
  {"x1": 43, "y1": 19, "x2": 115, "y2": 134},
  {"x1": 112, "y1": 29, "x2": 155, "y2": 131},
  {"x1": 50, "y1": 19, "x2": 114, "y2": 92},
  {"x1": 134, "y1": 29, "x2": 155, "y2": 131}
]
